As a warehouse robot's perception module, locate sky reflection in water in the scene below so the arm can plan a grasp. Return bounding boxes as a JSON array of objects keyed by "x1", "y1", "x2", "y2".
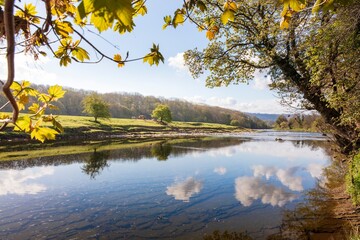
[{"x1": 0, "y1": 134, "x2": 330, "y2": 239}]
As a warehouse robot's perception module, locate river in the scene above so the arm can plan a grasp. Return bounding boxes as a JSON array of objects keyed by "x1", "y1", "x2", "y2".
[{"x1": 0, "y1": 131, "x2": 343, "y2": 239}]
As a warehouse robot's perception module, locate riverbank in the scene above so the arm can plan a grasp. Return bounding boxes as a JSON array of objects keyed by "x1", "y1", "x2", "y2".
[{"x1": 0, "y1": 115, "x2": 250, "y2": 143}]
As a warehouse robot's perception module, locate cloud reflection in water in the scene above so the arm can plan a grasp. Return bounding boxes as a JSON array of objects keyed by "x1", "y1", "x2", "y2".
[
  {"x1": 252, "y1": 165, "x2": 304, "y2": 191},
  {"x1": 214, "y1": 167, "x2": 227, "y2": 175},
  {"x1": 0, "y1": 167, "x2": 54, "y2": 196},
  {"x1": 235, "y1": 176, "x2": 297, "y2": 207},
  {"x1": 166, "y1": 177, "x2": 203, "y2": 202}
]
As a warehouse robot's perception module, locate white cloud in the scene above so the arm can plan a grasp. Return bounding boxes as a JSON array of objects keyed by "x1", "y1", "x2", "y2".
[
  {"x1": 252, "y1": 70, "x2": 272, "y2": 90},
  {"x1": 214, "y1": 167, "x2": 227, "y2": 175},
  {"x1": 234, "y1": 176, "x2": 297, "y2": 207},
  {"x1": 168, "y1": 52, "x2": 190, "y2": 74},
  {"x1": 0, "y1": 54, "x2": 58, "y2": 85},
  {"x1": 0, "y1": 167, "x2": 54, "y2": 196},
  {"x1": 184, "y1": 95, "x2": 286, "y2": 114},
  {"x1": 166, "y1": 177, "x2": 203, "y2": 202}
]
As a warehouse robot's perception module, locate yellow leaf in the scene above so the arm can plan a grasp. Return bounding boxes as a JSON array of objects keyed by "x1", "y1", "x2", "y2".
[
  {"x1": 280, "y1": 16, "x2": 291, "y2": 29},
  {"x1": 206, "y1": 26, "x2": 219, "y2": 40},
  {"x1": 30, "y1": 127, "x2": 58, "y2": 142},
  {"x1": 134, "y1": 0, "x2": 147, "y2": 16},
  {"x1": 14, "y1": 116, "x2": 32, "y2": 132},
  {"x1": 52, "y1": 118, "x2": 64, "y2": 133},
  {"x1": 114, "y1": 54, "x2": 125, "y2": 67},
  {"x1": 173, "y1": 9, "x2": 185, "y2": 28},
  {"x1": 72, "y1": 47, "x2": 90, "y2": 62},
  {"x1": 38, "y1": 93, "x2": 51, "y2": 103},
  {"x1": 54, "y1": 20, "x2": 74, "y2": 38},
  {"x1": 224, "y1": 1, "x2": 237, "y2": 11},
  {"x1": 17, "y1": 94, "x2": 29, "y2": 111},
  {"x1": 0, "y1": 113, "x2": 10, "y2": 120},
  {"x1": 10, "y1": 81, "x2": 22, "y2": 93},
  {"x1": 221, "y1": 9, "x2": 235, "y2": 25},
  {"x1": 48, "y1": 85, "x2": 66, "y2": 100},
  {"x1": 29, "y1": 103, "x2": 40, "y2": 114}
]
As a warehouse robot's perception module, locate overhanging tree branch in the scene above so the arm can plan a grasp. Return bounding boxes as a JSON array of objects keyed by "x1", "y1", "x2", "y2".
[{"x1": 1, "y1": 0, "x2": 19, "y2": 131}]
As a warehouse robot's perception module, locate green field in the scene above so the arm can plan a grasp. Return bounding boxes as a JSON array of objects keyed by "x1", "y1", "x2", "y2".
[{"x1": 0, "y1": 114, "x2": 246, "y2": 141}]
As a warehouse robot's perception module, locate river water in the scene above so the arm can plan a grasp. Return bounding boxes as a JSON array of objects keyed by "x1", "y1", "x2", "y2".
[{"x1": 0, "y1": 131, "x2": 333, "y2": 239}]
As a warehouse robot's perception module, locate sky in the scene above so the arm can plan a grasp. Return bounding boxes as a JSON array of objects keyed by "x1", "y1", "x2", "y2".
[{"x1": 0, "y1": 0, "x2": 291, "y2": 114}]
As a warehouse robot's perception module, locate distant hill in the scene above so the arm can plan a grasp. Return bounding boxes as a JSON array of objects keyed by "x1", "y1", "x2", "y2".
[
  {"x1": 0, "y1": 84, "x2": 270, "y2": 129},
  {"x1": 246, "y1": 113, "x2": 280, "y2": 123}
]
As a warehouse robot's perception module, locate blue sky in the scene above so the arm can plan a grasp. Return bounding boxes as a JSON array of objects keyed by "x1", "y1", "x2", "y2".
[{"x1": 0, "y1": 0, "x2": 290, "y2": 114}]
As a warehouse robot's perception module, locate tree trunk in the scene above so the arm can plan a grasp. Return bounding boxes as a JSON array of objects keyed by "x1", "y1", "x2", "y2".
[{"x1": 273, "y1": 56, "x2": 360, "y2": 154}]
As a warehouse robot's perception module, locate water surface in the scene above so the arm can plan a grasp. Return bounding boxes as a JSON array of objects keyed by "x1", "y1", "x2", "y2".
[{"x1": 0, "y1": 132, "x2": 331, "y2": 239}]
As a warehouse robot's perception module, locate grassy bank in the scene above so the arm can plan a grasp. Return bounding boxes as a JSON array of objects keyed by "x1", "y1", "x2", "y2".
[{"x1": 0, "y1": 114, "x2": 247, "y2": 142}]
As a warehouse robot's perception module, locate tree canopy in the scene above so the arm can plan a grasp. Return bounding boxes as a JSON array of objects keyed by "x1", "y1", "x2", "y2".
[
  {"x1": 152, "y1": 104, "x2": 172, "y2": 123},
  {"x1": 82, "y1": 93, "x2": 110, "y2": 122},
  {"x1": 168, "y1": 0, "x2": 359, "y2": 153}
]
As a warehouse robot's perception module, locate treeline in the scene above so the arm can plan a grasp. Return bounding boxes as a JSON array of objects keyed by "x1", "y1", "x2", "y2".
[
  {"x1": 273, "y1": 114, "x2": 326, "y2": 132},
  {"x1": 0, "y1": 84, "x2": 269, "y2": 129}
]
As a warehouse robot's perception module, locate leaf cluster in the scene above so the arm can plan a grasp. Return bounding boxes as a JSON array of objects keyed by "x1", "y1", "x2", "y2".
[{"x1": 0, "y1": 81, "x2": 66, "y2": 142}]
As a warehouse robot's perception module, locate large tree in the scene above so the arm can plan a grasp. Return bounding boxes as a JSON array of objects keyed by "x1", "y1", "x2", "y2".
[
  {"x1": 152, "y1": 104, "x2": 172, "y2": 123},
  {"x1": 169, "y1": 0, "x2": 359, "y2": 154},
  {"x1": 82, "y1": 93, "x2": 110, "y2": 122}
]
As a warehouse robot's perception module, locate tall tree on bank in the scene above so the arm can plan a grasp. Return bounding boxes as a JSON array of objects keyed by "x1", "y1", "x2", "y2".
[
  {"x1": 166, "y1": 0, "x2": 359, "y2": 154},
  {"x1": 82, "y1": 94, "x2": 110, "y2": 122},
  {"x1": 152, "y1": 104, "x2": 172, "y2": 123},
  {"x1": 0, "y1": 0, "x2": 163, "y2": 141}
]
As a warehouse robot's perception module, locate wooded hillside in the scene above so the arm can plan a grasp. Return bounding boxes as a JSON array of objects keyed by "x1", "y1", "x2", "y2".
[{"x1": 0, "y1": 84, "x2": 269, "y2": 129}]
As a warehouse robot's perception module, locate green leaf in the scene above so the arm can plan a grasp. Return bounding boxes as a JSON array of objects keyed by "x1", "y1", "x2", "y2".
[
  {"x1": 48, "y1": 85, "x2": 66, "y2": 99},
  {"x1": 221, "y1": 10, "x2": 235, "y2": 25}
]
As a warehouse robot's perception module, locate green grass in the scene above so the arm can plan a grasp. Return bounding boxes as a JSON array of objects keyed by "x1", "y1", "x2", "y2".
[
  {"x1": 346, "y1": 152, "x2": 360, "y2": 205},
  {"x1": 0, "y1": 114, "x2": 245, "y2": 142},
  {"x1": 55, "y1": 115, "x2": 239, "y2": 130}
]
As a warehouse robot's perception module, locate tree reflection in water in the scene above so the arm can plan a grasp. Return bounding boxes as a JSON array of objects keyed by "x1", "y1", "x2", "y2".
[
  {"x1": 81, "y1": 148, "x2": 110, "y2": 179},
  {"x1": 150, "y1": 142, "x2": 172, "y2": 161},
  {"x1": 269, "y1": 160, "x2": 356, "y2": 240}
]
